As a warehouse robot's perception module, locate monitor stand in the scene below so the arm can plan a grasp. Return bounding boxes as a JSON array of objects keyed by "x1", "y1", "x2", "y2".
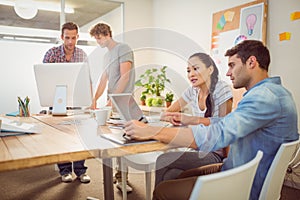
[{"x1": 52, "y1": 85, "x2": 67, "y2": 116}]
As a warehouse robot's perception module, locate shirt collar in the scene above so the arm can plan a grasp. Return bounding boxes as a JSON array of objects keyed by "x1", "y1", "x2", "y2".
[{"x1": 244, "y1": 76, "x2": 281, "y2": 96}]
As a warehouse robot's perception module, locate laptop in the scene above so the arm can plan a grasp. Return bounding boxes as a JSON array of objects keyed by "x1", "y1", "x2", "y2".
[
  {"x1": 109, "y1": 93, "x2": 171, "y2": 125},
  {"x1": 100, "y1": 93, "x2": 168, "y2": 145},
  {"x1": 110, "y1": 93, "x2": 147, "y2": 122}
]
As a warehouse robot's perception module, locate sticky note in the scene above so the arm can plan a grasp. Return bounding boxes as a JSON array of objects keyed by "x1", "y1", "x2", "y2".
[
  {"x1": 290, "y1": 11, "x2": 300, "y2": 21},
  {"x1": 211, "y1": 36, "x2": 219, "y2": 43},
  {"x1": 217, "y1": 15, "x2": 226, "y2": 30},
  {"x1": 224, "y1": 11, "x2": 235, "y2": 22},
  {"x1": 279, "y1": 32, "x2": 291, "y2": 41},
  {"x1": 211, "y1": 43, "x2": 219, "y2": 49}
]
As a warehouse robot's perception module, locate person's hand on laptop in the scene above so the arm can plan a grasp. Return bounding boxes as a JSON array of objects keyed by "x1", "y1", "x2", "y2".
[{"x1": 124, "y1": 120, "x2": 161, "y2": 141}]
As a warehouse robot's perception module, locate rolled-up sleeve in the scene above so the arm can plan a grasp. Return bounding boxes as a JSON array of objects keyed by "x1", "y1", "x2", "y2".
[{"x1": 191, "y1": 121, "x2": 225, "y2": 153}]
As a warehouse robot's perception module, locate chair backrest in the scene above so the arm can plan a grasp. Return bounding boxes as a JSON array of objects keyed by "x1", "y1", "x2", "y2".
[
  {"x1": 259, "y1": 139, "x2": 300, "y2": 200},
  {"x1": 189, "y1": 150, "x2": 263, "y2": 200}
]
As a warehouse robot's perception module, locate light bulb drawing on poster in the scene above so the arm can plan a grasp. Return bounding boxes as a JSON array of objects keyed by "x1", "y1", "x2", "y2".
[
  {"x1": 240, "y1": 3, "x2": 264, "y2": 40},
  {"x1": 246, "y1": 14, "x2": 257, "y2": 36}
]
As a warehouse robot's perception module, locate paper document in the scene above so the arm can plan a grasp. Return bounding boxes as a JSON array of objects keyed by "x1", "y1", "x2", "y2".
[{"x1": 0, "y1": 117, "x2": 40, "y2": 136}]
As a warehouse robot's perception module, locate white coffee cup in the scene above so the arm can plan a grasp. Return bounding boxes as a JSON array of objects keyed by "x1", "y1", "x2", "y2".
[
  {"x1": 94, "y1": 109, "x2": 109, "y2": 126},
  {"x1": 102, "y1": 106, "x2": 112, "y2": 119}
]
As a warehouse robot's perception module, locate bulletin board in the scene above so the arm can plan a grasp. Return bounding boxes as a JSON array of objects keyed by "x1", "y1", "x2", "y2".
[{"x1": 210, "y1": 0, "x2": 268, "y2": 108}]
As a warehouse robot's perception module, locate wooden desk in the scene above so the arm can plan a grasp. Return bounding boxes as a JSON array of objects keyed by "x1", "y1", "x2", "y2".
[
  {"x1": 0, "y1": 115, "x2": 94, "y2": 172},
  {"x1": 0, "y1": 114, "x2": 172, "y2": 199}
]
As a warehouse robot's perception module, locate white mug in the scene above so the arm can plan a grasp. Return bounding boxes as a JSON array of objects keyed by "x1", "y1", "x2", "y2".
[
  {"x1": 102, "y1": 106, "x2": 112, "y2": 119},
  {"x1": 94, "y1": 109, "x2": 109, "y2": 126}
]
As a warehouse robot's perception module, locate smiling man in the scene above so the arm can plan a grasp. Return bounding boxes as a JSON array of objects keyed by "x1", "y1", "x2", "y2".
[{"x1": 124, "y1": 40, "x2": 299, "y2": 200}]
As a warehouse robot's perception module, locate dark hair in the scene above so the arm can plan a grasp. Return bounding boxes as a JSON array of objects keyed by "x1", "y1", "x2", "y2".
[
  {"x1": 189, "y1": 53, "x2": 219, "y2": 117},
  {"x1": 224, "y1": 40, "x2": 270, "y2": 71},
  {"x1": 61, "y1": 22, "x2": 79, "y2": 35},
  {"x1": 89, "y1": 23, "x2": 112, "y2": 37}
]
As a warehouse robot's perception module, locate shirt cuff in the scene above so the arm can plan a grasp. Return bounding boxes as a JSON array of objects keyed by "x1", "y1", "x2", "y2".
[{"x1": 209, "y1": 117, "x2": 222, "y2": 124}]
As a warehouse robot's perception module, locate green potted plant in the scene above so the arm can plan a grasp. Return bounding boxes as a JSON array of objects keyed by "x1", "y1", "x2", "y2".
[
  {"x1": 140, "y1": 93, "x2": 147, "y2": 106},
  {"x1": 135, "y1": 66, "x2": 171, "y2": 107},
  {"x1": 165, "y1": 92, "x2": 174, "y2": 108}
]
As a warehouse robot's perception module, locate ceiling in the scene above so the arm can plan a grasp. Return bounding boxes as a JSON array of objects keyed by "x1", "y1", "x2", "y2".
[{"x1": 0, "y1": 0, "x2": 122, "y2": 31}]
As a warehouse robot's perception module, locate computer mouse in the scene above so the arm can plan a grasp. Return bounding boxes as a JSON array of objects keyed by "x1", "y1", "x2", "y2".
[{"x1": 39, "y1": 110, "x2": 47, "y2": 114}]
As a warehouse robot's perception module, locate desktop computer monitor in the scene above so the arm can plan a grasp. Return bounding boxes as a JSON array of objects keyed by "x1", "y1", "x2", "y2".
[{"x1": 34, "y1": 62, "x2": 92, "y2": 115}]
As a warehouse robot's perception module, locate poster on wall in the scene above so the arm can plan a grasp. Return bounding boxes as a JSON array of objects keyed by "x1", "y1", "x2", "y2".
[{"x1": 240, "y1": 3, "x2": 264, "y2": 41}]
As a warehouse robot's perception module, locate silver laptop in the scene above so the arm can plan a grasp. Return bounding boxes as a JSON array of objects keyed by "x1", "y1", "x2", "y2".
[
  {"x1": 100, "y1": 93, "x2": 166, "y2": 145},
  {"x1": 109, "y1": 93, "x2": 148, "y2": 122},
  {"x1": 109, "y1": 93, "x2": 169, "y2": 124}
]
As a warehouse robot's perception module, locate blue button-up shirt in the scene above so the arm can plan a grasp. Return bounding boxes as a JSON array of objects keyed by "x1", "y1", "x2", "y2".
[{"x1": 192, "y1": 77, "x2": 299, "y2": 200}]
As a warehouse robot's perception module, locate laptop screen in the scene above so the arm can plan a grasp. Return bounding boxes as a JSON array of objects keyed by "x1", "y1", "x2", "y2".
[{"x1": 109, "y1": 93, "x2": 146, "y2": 122}]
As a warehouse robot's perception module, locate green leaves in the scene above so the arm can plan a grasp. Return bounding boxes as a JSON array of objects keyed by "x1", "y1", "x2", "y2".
[
  {"x1": 165, "y1": 92, "x2": 174, "y2": 102},
  {"x1": 140, "y1": 94, "x2": 147, "y2": 101},
  {"x1": 135, "y1": 66, "x2": 171, "y2": 97}
]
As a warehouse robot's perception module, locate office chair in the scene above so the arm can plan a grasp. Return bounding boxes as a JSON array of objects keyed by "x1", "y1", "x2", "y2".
[
  {"x1": 258, "y1": 139, "x2": 300, "y2": 200},
  {"x1": 120, "y1": 151, "x2": 163, "y2": 200},
  {"x1": 189, "y1": 150, "x2": 263, "y2": 200}
]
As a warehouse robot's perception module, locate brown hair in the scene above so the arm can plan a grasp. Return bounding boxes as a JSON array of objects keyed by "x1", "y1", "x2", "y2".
[
  {"x1": 61, "y1": 22, "x2": 79, "y2": 35},
  {"x1": 225, "y1": 40, "x2": 270, "y2": 71},
  {"x1": 89, "y1": 23, "x2": 112, "y2": 37}
]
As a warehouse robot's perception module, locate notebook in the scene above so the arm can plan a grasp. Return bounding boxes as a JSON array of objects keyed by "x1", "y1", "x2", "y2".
[{"x1": 100, "y1": 93, "x2": 168, "y2": 145}]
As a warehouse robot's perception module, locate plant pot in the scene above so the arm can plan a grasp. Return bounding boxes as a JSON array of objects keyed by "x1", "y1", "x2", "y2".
[
  {"x1": 140, "y1": 100, "x2": 146, "y2": 106},
  {"x1": 166, "y1": 101, "x2": 172, "y2": 108}
]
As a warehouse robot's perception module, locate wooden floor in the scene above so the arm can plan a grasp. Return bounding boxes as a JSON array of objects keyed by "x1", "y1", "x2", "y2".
[{"x1": 0, "y1": 158, "x2": 299, "y2": 200}]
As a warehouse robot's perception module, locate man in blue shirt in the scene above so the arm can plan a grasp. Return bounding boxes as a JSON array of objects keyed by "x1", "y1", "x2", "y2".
[{"x1": 124, "y1": 40, "x2": 299, "y2": 200}]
